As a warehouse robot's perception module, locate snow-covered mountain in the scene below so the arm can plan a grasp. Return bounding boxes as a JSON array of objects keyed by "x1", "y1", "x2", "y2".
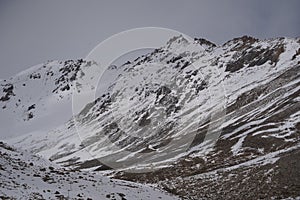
[
  {"x1": 0, "y1": 141, "x2": 178, "y2": 199},
  {"x1": 1, "y1": 35, "x2": 300, "y2": 199},
  {"x1": 0, "y1": 59, "x2": 96, "y2": 139}
]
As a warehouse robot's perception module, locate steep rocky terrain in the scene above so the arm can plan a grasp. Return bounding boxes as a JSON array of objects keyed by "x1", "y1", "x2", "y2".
[{"x1": 1, "y1": 35, "x2": 300, "y2": 199}]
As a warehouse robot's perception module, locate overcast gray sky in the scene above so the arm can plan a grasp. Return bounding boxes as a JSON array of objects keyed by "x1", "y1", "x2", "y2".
[{"x1": 0, "y1": 0, "x2": 299, "y2": 78}]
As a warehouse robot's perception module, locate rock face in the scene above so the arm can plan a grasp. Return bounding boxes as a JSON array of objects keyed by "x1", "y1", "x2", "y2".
[{"x1": 1, "y1": 35, "x2": 300, "y2": 199}]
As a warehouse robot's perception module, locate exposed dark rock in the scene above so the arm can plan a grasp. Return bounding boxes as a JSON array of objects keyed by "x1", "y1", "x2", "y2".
[
  {"x1": 0, "y1": 83, "x2": 15, "y2": 102},
  {"x1": 292, "y1": 48, "x2": 300, "y2": 60},
  {"x1": 28, "y1": 104, "x2": 35, "y2": 111},
  {"x1": 194, "y1": 38, "x2": 217, "y2": 47},
  {"x1": 225, "y1": 44, "x2": 285, "y2": 73},
  {"x1": 138, "y1": 111, "x2": 151, "y2": 126}
]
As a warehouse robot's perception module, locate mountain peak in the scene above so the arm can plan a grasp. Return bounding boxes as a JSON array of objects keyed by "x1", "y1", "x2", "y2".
[
  {"x1": 166, "y1": 35, "x2": 189, "y2": 45},
  {"x1": 223, "y1": 35, "x2": 258, "y2": 47},
  {"x1": 194, "y1": 37, "x2": 216, "y2": 48}
]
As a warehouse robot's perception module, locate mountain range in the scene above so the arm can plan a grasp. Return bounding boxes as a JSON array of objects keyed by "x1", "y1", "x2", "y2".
[{"x1": 1, "y1": 35, "x2": 300, "y2": 199}]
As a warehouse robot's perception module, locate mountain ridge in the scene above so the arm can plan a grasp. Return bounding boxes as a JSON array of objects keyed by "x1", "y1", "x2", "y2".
[{"x1": 1, "y1": 35, "x2": 300, "y2": 199}]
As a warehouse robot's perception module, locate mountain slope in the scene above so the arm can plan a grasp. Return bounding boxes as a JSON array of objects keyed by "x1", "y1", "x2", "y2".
[
  {"x1": 2, "y1": 35, "x2": 300, "y2": 199},
  {"x1": 0, "y1": 141, "x2": 178, "y2": 200},
  {"x1": 0, "y1": 59, "x2": 98, "y2": 139}
]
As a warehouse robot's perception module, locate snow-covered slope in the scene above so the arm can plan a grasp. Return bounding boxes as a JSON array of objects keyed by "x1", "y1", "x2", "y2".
[
  {"x1": 0, "y1": 141, "x2": 178, "y2": 199},
  {"x1": 2, "y1": 35, "x2": 300, "y2": 199},
  {"x1": 8, "y1": 36, "x2": 299, "y2": 164},
  {"x1": 0, "y1": 59, "x2": 119, "y2": 139}
]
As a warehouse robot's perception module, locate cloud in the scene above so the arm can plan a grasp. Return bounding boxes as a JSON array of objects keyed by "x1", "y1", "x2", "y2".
[{"x1": 0, "y1": 0, "x2": 299, "y2": 78}]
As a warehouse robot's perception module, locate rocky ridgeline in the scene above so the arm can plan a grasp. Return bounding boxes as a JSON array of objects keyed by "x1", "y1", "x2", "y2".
[{"x1": 2, "y1": 35, "x2": 300, "y2": 199}]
